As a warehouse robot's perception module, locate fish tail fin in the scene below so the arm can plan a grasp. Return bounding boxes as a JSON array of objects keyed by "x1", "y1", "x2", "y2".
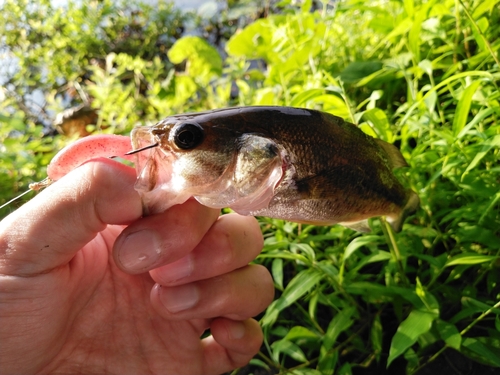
[
  {"x1": 375, "y1": 139, "x2": 408, "y2": 169},
  {"x1": 387, "y1": 191, "x2": 420, "y2": 232}
]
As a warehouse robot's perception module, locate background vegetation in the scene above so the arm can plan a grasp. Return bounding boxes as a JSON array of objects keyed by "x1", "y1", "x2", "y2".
[{"x1": 1, "y1": 0, "x2": 499, "y2": 374}]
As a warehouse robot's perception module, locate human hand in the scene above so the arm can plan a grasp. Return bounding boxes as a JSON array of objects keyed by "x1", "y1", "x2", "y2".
[{"x1": 0, "y1": 159, "x2": 274, "y2": 375}]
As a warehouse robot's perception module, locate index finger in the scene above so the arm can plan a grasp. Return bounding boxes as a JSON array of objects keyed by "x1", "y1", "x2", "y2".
[{"x1": 0, "y1": 159, "x2": 142, "y2": 276}]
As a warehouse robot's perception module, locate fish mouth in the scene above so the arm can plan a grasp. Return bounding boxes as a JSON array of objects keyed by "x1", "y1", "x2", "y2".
[{"x1": 130, "y1": 126, "x2": 178, "y2": 214}]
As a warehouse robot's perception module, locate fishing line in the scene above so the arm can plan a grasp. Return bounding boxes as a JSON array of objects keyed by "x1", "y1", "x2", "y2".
[
  {"x1": 0, "y1": 177, "x2": 53, "y2": 210},
  {"x1": 0, "y1": 189, "x2": 34, "y2": 210},
  {"x1": 124, "y1": 142, "x2": 159, "y2": 155},
  {"x1": 1, "y1": 144, "x2": 158, "y2": 211}
]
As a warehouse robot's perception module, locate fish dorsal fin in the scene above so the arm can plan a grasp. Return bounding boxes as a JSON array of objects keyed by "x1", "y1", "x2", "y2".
[{"x1": 375, "y1": 139, "x2": 408, "y2": 169}]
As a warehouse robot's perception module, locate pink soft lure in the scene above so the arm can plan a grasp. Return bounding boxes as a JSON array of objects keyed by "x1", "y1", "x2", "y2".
[{"x1": 46, "y1": 134, "x2": 133, "y2": 181}]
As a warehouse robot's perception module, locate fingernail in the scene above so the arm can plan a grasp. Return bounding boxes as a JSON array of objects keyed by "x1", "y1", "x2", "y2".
[
  {"x1": 159, "y1": 284, "x2": 200, "y2": 313},
  {"x1": 117, "y1": 230, "x2": 161, "y2": 272},
  {"x1": 159, "y1": 255, "x2": 194, "y2": 283},
  {"x1": 229, "y1": 321, "x2": 246, "y2": 339}
]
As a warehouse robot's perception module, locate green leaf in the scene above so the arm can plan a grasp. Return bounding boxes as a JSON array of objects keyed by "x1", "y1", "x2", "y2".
[
  {"x1": 408, "y1": 5, "x2": 428, "y2": 63},
  {"x1": 343, "y1": 235, "x2": 381, "y2": 261},
  {"x1": 319, "y1": 308, "x2": 354, "y2": 374},
  {"x1": 290, "y1": 88, "x2": 325, "y2": 107},
  {"x1": 272, "y1": 258, "x2": 284, "y2": 290},
  {"x1": 462, "y1": 135, "x2": 500, "y2": 178},
  {"x1": 318, "y1": 350, "x2": 338, "y2": 375},
  {"x1": 226, "y1": 16, "x2": 286, "y2": 61},
  {"x1": 271, "y1": 339, "x2": 308, "y2": 363},
  {"x1": 168, "y1": 36, "x2": 222, "y2": 84},
  {"x1": 435, "y1": 320, "x2": 461, "y2": 350},
  {"x1": 456, "y1": 107, "x2": 495, "y2": 139},
  {"x1": 361, "y1": 108, "x2": 393, "y2": 142},
  {"x1": 338, "y1": 363, "x2": 352, "y2": 375},
  {"x1": 371, "y1": 314, "x2": 383, "y2": 361},
  {"x1": 274, "y1": 269, "x2": 322, "y2": 311},
  {"x1": 322, "y1": 307, "x2": 355, "y2": 351},
  {"x1": 339, "y1": 61, "x2": 383, "y2": 83},
  {"x1": 0, "y1": 114, "x2": 25, "y2": 131},
  {"x1": 462, "y1": 337, "x2": 500, "y2": 367},
  {"x1": 249, "y1": 358, "x2": 270, "y2": 371},
  {"x1": 284, "y1": 326, "x2": 320, "y2": 341},
  {"x1": 415, "y1": 278, "x2": 440, "y2": 315},
  {"x1": 472, "y1": 0, "x2": 498, "y2": 18},
  {"x1": 387, "y1": 310, "x2": 437, "y2": 367},
  {"x1": 347, "y1": 250, "x2": 393, "y2": 278},
  {"x1": 445, "y1": 253, "x2": 499, "y2": 267},
  {"x1": 291, "y1": 243, "x2": 316, "y2": 262},
  {"x1": 418, "y1": 59, "x2": 433, "y2": 76},
  {"x1": 450, "y1": 298, "x2": 500, "y2": 324},
  {"x1": 452, "y1": 80, "x2": 482, "y2": 137},
  {"x1": 262, "y1": 269, "x2": 322, "y2": 326}
]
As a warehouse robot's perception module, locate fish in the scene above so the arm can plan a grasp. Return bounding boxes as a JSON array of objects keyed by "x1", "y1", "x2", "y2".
[{"x1": 130, "y1": 106, "x2": 419, "y2": 232}]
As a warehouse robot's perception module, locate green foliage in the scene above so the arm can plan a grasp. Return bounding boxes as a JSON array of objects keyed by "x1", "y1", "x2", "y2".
[
  {"x1": 0, "y1": 114, "x2": 54, "y2": 213},
  {"x1": 1, "y1": 0, "x2": 500, "y2": 373}
]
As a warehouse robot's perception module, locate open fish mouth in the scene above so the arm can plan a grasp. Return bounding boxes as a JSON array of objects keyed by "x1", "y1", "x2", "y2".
[
  {"x1": 130, "y1": 126, "x2": 177, "y2": 214},
  {"x1": 130, "y1": 126, "x2": 285, "y2": 215}
]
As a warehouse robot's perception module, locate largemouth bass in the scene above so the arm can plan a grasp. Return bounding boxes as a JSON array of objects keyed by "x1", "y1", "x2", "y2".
[{"x1": 130, "y1": 106, "x2": 419, "y2": 232}]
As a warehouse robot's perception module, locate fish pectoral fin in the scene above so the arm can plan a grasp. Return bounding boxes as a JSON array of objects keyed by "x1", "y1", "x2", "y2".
[
  {"x1": 386, "y1": 191, "x2": 420, "y2": 232},
  {"x1": 234, "y1": 135, "x2": 281, "y2": 194},
  {"x1": 339, "y1": 219, "x2": 371, "y2": 233}
]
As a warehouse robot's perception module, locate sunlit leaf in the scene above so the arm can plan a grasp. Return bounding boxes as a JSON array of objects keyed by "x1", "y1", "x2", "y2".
[
  {"x1": 452, "y1": 80, "x2": 482, "y2": 137},
  {"x1": 290, "y1": 89, "x2": 325, "y2": 107},
  {"x1": 361, "y1": 108, "x2": 393, "y2": 142},
  {"x1": 168, "y1": 36, "x2": 222, "y2": 84}
]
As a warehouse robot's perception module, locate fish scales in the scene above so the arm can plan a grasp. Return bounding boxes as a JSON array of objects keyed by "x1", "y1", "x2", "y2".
[
  {"x1": 131, "y1": 106, "x2": 419, "y2": 232},
  {"x1": 232, "y1": 109, "x2": 407, "y2": 224}
]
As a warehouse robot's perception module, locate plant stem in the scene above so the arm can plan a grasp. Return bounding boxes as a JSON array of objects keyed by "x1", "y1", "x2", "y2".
[
  {"x1": 381, "y1": 218, "x2": 409, "y2": 286},
  {"x1": 409, "y1": 344, "x2": 448, "y2": 375},
  {"x1": 460, "y1": 299, "x2": 500, "y2": 336},
  {"x1": 411, "y1": 299, "x2": 500, "y2": 375}
]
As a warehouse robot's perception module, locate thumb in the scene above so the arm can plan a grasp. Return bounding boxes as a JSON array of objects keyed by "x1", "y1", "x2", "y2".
[{"x1": 0, "y1": 159, "x2": 142, "y2": 276}]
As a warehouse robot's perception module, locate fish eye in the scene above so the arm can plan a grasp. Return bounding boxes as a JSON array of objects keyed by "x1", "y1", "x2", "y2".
[{"x1": 173, "y1": 122, "x2": 204, "y2": 150}]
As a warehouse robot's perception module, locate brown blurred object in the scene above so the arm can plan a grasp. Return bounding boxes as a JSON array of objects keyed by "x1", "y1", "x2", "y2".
[{"x1": 53, "y1": 104, "x2": 97, "y2": 137}]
